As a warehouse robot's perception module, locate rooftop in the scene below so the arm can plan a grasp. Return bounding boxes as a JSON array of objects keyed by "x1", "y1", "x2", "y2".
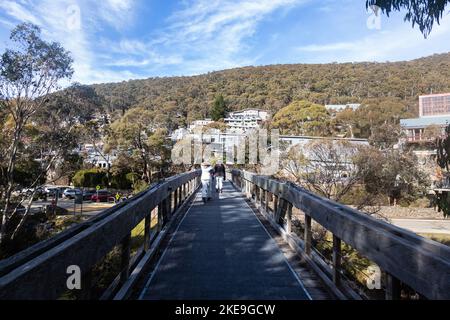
[
  {"x1": 419, "y1": 93, "x2": 450, "y2": 98},
  {"x1": 400, "y1": 116, "x2": 450, "y2": 128}
]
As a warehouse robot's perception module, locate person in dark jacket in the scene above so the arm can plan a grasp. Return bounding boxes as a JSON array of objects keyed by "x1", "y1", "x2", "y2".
[{"x1": 214, "y1": 161, "x2": 226, "y2": 193}]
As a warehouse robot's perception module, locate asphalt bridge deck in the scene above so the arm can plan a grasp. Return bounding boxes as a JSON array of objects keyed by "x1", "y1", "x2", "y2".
[{"x1": 139, "y1": 181, "x2": 311, "y2": 300}]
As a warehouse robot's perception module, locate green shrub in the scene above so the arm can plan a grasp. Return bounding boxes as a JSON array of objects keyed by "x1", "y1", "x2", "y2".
[
  {"x1": 72, "y1": 169, "x2": 108, "y2": 188},
  {"x1": 132, "y1": 180, "x2": 148, "y2": 194},
  {"x1": 110, "y1": 172, "x2": 131, "y2": 190}
]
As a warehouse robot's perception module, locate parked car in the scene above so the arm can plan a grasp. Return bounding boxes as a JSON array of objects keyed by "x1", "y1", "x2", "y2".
[
  {"x1": 20, "y1": 187, "x2": 47, "y2": 200},
  {"x1": 45, "y1": 187, "x2": 67, "y2": 198},
  {"x1": 91, "y1": 190, "x2": 113, "y2": 202},
  {"x1": 63, "y1": 188, "x2": 82, "y2": 199},
  {"x1": 46, "y1": 188, "x2": 59, "y2": 197},
  {"x1": 82, "y1": 190, "x2": 96, "y2": 201}
]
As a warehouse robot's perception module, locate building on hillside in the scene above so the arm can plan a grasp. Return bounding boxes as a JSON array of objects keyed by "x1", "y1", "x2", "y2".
[
  {"x1": 80, "y1": 143, "x2": 116, "y2": 169},
  {"x1": 398, "y1": 93, "x2": 450, "y2": 190},
  {"x1": 400, "y1": 116, "x2": 450, "y2": 142},
  {"x1": 173, "y1": 130, "x2": 368, "y2": 165},
  {"x1": 171, "y1": 128, "x2": 189, "y2": 141},
  {"x1": 280, "y1": 135, "x2": 368, "y2": 148},
  {"x1": 400, "y1": 93, "x2": 450, "y2": 143},
  {"x1": 185, "y1": 109, "x2": 269, "y2": 134},
  {"x1": 419, "y1": 93, "x2": 450, "y2": 117},
  {"x1": 188, "y1": 119, "x2": 214, "y2": 131},
  {"x1": 224, "y1": 109, "x2": 269, "y2": 132}
]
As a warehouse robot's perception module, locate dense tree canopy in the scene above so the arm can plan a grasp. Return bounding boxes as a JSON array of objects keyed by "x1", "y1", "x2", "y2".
[
  {"x1": 271, "y1": 100, "x2": 331, "y2": 136},
  {"x1": 211, "y1": 94, "x2": 227, "y2": 121},
  {"x1": 106, "y1": 107, "x2": 171, "y2": 183},
  {"x1": 89, "y1": 53, "x2": 450, "y2": 138}
]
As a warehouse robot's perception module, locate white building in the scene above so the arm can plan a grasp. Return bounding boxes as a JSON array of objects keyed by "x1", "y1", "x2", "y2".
[
  {"x1": 224, "y1": 109, "x2": 269, "y2": 132},
  {"x1": 188, "y1": 119, "x2": 214, "y2": 131},
  {"x1": 171, "y1": 128, "x2": 189, "y2": 141},
  {"x1": 174, "y1": 130, "x2": 368, "y2": 165},
  {"x1": 81, "y1": 143, "x2": 116, "y2": 169},
  {"x1": 280, "y1": 135, "x2": 368, "y2": 149}
]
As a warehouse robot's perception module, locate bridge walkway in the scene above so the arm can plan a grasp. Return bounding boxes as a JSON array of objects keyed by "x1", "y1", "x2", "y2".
[{"x1": 139, "y1": 181, "x2": 314, "y2": 300}]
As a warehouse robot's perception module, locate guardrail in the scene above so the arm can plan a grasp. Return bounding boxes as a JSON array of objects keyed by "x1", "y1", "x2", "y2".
[
  {"x1": 231, "y1": 170, "x2": 450, "y2": 300},
  {"x1": 0, "y1": 170, "x2": 200, "y2": 300}
]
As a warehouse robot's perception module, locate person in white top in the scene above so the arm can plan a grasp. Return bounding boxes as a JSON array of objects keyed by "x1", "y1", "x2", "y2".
[{"x1": 200, "y1": 162, "x2": 214, "y2": 203}]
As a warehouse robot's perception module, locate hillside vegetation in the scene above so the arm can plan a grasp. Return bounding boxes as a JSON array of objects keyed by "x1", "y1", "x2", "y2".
[{"x1": 91, "y1": 53, "x2": 450, "y2": 135}]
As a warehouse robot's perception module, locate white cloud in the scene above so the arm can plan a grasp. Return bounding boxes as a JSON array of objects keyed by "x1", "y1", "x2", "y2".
[
  {"x1": 106, "y1": 54, "x2": 183, "y2": 67},
  {"x1": 98, "y1": 0, "x2": 135, "y2": 30},
  {"x1": 296, "y1": 15, "x2": 450, "y2": 62},
  {"x1": 155, "y1": 0, "x2": 307, "y2": 74},
  {"x1": 0, "y1": 0, "x2": 141, "y2": 84},
  {"x1": 0, "y1": 0, "x2": 309, "y2": 81},
  {"x1": 0, "y1": 1, "x2": 41, "y2": 25},
  {"x1": 106, "y1": 0, "x2": 133, "y2": 12}
]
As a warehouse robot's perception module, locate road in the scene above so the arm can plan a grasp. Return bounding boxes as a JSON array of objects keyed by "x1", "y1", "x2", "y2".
[{"x1": 391, "y1": 218, "x2": 450, "y2": 235}]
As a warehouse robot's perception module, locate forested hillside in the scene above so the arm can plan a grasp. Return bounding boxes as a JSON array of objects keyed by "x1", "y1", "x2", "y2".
[{"x1": 91, "y1": 53, "x2": 450, "y2": 133}]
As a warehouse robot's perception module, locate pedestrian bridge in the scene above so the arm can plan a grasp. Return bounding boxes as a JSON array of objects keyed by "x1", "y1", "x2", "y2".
[{"x1": 0, "y1": 170, "x2": 449, "y2": 300}]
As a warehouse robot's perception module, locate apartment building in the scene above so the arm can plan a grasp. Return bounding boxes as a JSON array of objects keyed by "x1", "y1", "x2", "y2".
[{"x1": 400, "y1": 93, "x2": 450, "y2": 142}]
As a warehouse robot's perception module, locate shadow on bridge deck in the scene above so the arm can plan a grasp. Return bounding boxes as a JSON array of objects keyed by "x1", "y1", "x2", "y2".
[{"x1": 139, "y1": 181, "x2": 311, "y2": 300}]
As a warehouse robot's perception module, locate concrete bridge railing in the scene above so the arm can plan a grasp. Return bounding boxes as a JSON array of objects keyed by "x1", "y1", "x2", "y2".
[
  {"x1": 0, "y1": 170, "x2": 200, "y2": 300},
  {"x1": 231, "y1": 169, "x2": 450, "y2": 300}
]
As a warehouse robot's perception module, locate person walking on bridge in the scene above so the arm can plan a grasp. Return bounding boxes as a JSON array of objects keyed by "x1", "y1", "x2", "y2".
[
  {"x1": 200, "y1": 162, "x2": 214, "y2": 203},
  {"x1": 214, "y1": 161, "x2": 226, "y2": 193}
]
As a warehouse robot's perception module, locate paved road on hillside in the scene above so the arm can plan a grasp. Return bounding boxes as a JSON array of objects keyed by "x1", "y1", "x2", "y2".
[{"x1": 391, "y1": 218, "x2": 450, "y2": 235}]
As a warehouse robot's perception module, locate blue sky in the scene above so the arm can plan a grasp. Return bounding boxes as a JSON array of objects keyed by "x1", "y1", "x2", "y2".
[{"x1": 0, "y1": 0, "x2": 449, "y2": 84}]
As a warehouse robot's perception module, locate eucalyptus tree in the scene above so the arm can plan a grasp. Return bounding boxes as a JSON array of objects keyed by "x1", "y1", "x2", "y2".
[
  {"x1": 106, "y1": 107, "x2": 171, "y2": 184},
  {"x1": 271, "y1": 100, "x2": 332, "y2": 136},
  {"x1": 0, "y1": 23, "x2": 73, "y2": 245}
]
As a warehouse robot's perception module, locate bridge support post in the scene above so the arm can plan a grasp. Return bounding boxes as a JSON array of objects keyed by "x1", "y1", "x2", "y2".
[
  {"x1": 252, "y1": 183, "x2": 256, "y2": 200},
  {"x1": 259, "y1": 187, "x2": 264, "y2": 208},
  {"x1": 305, "y1": 214, "x2": 312, "y2": 256},
  {"x1": 286, "y1": 203, "x2": 293, "y2": 234},
  {"x1": 144, "y1": 213, "x2": 151, "y2": 252},
  {"x1": 246, "y1": 181, "x2": 249, "y2": 198},
  {"x1": 179, "y1": 186, "x2": 182, "y2": 206},
  {"x1": 167, "y1": 192, "x2": 173, "y2": 218},
  {"x1": 120, "y1": 233, "x2": 131, "y2": 285},
  {"x1": 158, "y1": 199, "x2": 166, "y2": 232},
  {"x1": 174, "y1": 189, "x2": 179, "y2": 210},
  {"x1": 264, "y1": 190, "x2": 269, "y2": 213},
  {"x1": 275, "y1": 198, "x2": 284, "y2": 224},
  {"x1": 274, "y1": 195, "x2": 278, "y2": 216},
  {"x1": 332, "y1": 235, "x2": 342, "y2": 287},
  {"x1": 385, "y1": 273, "x2": 401, "y2": 300}
]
